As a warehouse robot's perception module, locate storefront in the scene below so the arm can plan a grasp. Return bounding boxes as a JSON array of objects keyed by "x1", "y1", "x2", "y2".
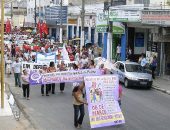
[{"x1": 141, "y1": 10, "x2": 170, "y2": 76}]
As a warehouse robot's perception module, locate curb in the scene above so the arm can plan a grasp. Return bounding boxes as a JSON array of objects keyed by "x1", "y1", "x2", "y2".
[
  {"x1": 5, "y1": 82, "x2": 38, "y2": 130},
  {"x1": 152, "y1": 85, "x2": 170, "y2": 95}
]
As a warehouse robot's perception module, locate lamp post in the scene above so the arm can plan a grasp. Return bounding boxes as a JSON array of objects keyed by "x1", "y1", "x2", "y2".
[
  {"x1": 80, "y1": 0, "x2": 85, "y2": 50},
  {"x1": 35, "y1": 0, "x2": 37, "y2": 28},
  {"x1": 1, "y1": 0, "x2": 5, "y2": 108},
  {"x1": 104, "y1": 0, "x2": 113, "y2": 61},
  {"x1": 60, "y1": 0, "x2": 63, "y2": 43}
]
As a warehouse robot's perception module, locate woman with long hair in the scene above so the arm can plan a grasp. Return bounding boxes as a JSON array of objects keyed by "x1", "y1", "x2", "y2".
[{"x1": 72, "y1": 82, "x2": 88, "y2": 128}]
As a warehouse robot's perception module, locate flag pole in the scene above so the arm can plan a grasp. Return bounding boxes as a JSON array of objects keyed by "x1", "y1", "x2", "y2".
[{"x1": 1, "y1": 0, "x2": 5, "y2": 108}]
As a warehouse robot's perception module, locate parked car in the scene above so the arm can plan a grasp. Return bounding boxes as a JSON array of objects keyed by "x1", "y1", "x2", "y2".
[{"x1": 111, "y1": 61, "x2": 153, "y2": 89}]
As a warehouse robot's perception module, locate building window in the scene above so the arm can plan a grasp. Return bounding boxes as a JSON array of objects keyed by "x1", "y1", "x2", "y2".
[
  {"x1": 31, "y1": 8, "x2": 33, "y2": 14},
  {"x1": 134, "y1": 0, "x2": 150, "y2": 5},
  {"x1": 28, "y1": 9, "x2": 30, "y2": 14}
]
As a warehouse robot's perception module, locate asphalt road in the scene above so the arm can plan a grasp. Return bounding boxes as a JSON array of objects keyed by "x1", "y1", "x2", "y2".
[{"x1": 11, "y1": 82, "x2": 170, "y2": 130}]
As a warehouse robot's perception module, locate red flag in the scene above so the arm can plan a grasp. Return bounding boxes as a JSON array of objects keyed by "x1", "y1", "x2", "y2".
[
  {"x1": 42, "y1": 21, "x2": 48, "y2": 35},
  {"x1": 5, "y1": 19, "x2": 11, "y2": 33}
]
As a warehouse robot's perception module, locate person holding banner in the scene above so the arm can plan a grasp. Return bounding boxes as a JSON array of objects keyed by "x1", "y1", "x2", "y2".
[
  {"x1": 21, "y1": 69, "x2": 30, "y2": 100},
  {"x1": 89, "y1": 60, "x2": 95, "y2": 69},
  {"x1": 48, "y1": 62, "x2": 57, "y2": 94},
  {"x1": 40, "y1": 65, "x2": 49, "y2": 96},
  {"x1": 72, "y1": 82, "x2": 88, "y2": 128},
  {"x1": 59, "y1": 61, "x2": 67, "y2": 93}
]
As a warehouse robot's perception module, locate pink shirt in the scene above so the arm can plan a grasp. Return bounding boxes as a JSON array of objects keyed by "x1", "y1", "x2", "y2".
[{"x1": 21, "y1": 74, "x2": 29, "y2": 84}]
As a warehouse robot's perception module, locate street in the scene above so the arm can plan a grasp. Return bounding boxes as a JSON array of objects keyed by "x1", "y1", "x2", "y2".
[
  {"x1": 8, "y1": 77, "x2": 170, "y2": 130},
  {"x1": 1, "y1": 0, "x2": 170, "y2": 130}
]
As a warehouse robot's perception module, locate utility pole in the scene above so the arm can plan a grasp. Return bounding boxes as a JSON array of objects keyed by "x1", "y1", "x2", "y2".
[
  {"x1": 1, "y1": 0, "x2": 5, "y2": 108},
  {"x1": 35, "y1": 0, "x2": 37, "y2": 28},
  {"x1": 60, "y1": 0, "x2": 63, "y2": 43},
  {"x1": 106, "y1": 0, "x2": 112, "y2": 61},
  {"x1": 11, "y1": 2, "x2": 13, "y2": 20},
  {"x1": 80, "y1": 0, "x2": 85, "y2": 50},
  {"x1": 39, "y1": 0, "x2": 41, "y2": 21}
]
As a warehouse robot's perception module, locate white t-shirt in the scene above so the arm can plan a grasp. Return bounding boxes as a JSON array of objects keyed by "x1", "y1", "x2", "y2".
[
  {"x1": 117, "y1": 46, "x2": 121, "y2": 54},
  {"x1": 41, "y1": 47, "x2": 45, "y2": 53},
  {"x1": 141, "y1": 58, "x2": 148, "y2": 67},
  {"x1": 6, "y1": 60, "x2": 12, "y2": 69},
  {"x1": 12, "y1": 62, "x2": 21, "y2": 73},
  {"x1": 80, "y1": 58, "x2": 88, "y2": 67},
  {"x1": 24, "y1": 53, "x2": 29, "y2": 60},
  {"x1": 88, "y1": 49, "x2": 92, "y2": 55},
  {"x1": 75, "y1": 53, "x2": 80, "y2": 61}
]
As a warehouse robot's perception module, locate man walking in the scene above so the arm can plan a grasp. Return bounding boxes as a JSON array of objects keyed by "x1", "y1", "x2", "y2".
[{"x1": 12, "y1": 58, "x2": 22, "y2": 87}]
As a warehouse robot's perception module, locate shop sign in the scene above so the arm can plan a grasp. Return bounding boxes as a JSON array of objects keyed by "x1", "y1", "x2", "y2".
[
  {"x1": 78, "y1": 16, "x2": 96, "y2": 27},
  {"x1": 68, "y1": 18, "x2": 77, "y2": 24},
  {"x1": 109, "y1": 9, "x2": 141, "y2": 22},
  {"x1": 96, "y1": 12, "x2": 108, "y2": 32},
  {"x1": 96, "y1": 12, "x2": 125, "y2": 34},
  {"x1": 112, "y1": 22, "x2": 125, "y2": 34},
  {"x1": 45, "y1": 6, "x2": 68, "y2": 24},
  {"x1": 141, "y1": 10, "x2": 170, "y2": 26}
]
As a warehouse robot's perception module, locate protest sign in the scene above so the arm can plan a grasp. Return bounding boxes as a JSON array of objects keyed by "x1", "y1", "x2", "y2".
[
  {"x1": 36, "y1": 52, "x2": 56, "y2": 63},
  {"x1": 22, "y1": 61, "x2": 78, "y2": 71},
  {"x1": 29, "y1": 69, "x2": 102, "y2": 85},
  {"x1": 84, "y1": 75, "x2": 125, "y2": 128}
]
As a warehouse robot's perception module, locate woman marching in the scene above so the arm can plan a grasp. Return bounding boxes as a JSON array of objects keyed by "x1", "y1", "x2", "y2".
[
  {"x1": 21, "y1": 69, "x2": 30, "y2": 100},
  {"x1": 72, "y1": 82, "x2": 88, "y2": 128},
  {"x1": 59, "y1": 61, "x2": 67, "y2": 93},
  {"x1": 40, "y1": 65, "x2": 49, "y2": 96},
  {"x1": 6, "y1": 56, "x2": 12, "y2": 77},
  {"x1": 47, "y1": 61, "x2": 57, "y2": 94}
]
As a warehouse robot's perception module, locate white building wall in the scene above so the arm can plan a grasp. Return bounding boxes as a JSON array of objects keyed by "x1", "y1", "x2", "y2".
[
  {"x1": 126, "y1": 0, "x2": 168, "y2": 5},
  {"x1": 26, "y1": 0, "x2": 51, "y2": 23}
]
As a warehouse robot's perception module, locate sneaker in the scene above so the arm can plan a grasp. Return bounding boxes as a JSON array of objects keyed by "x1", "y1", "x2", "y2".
[
  {"x1": 42, "y1": 94, "x2": 44, "y2": 96},
  {"x1": 75, "y1": 125, "x2": 80, "y2": 129},
  {"x1": 27, "y1": 97, "x2": 30, "y2": 100},
  {"x1": 46, "y1": 94, "x2": 49, "y2": 96},
  {"x1": 78, "y1": 124, "x2": 82, "y2": 128}
]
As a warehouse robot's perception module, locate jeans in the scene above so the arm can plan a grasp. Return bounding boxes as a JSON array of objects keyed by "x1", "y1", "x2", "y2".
[
  {"x1": 141, "y1": 66, "x2": 146, "y2": 73},
  {"x1": 48, "y1": 83, "x2": 55, "y2": 94},
  {"x1": 22, "y1": 84, "x2": 30, "y2": 98},
  {"x1": 60, "y1": 82, "x2": 65, "y2": 91},
  {"x1": 151, "y1": 66, "x2": 156, "y2": 79},
  {"x1": 41, "y1": 85, "x2": 49, "y2": 95},
  {"x1": 14, "y1": 73, "x2": 21, "y2": 86},
  {"x1": 73, "y1": 104, "x2": 85, "y2": 127}
]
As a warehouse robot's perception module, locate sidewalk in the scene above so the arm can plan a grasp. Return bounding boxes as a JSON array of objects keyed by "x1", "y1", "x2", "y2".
[
  {"x1": 152, "y1": 75, "x2": 170, "y2": 95},
  {"x1": 0, "y1": 83, "x2": 36, "y2": 130}
]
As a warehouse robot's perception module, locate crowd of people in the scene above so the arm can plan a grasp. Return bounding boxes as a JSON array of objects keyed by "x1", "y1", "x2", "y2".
[
  {"x1": 4, "y1": 28, "x2": 160, "y2": 128},
  {"x1": 138, "y1": 53, "x2": 157, "y2": 79},
  {"x1": 4, "y1": 31, "x2": 124, "y2": 128}
]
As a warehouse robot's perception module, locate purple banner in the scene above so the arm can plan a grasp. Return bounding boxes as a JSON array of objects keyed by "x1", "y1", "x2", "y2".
[
  {"x1": 29, "y1": 69, "x2": 102, "y2": 85},
  {"x1": 84, "y1": 75, "x2": 125, "y2": 128}
]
